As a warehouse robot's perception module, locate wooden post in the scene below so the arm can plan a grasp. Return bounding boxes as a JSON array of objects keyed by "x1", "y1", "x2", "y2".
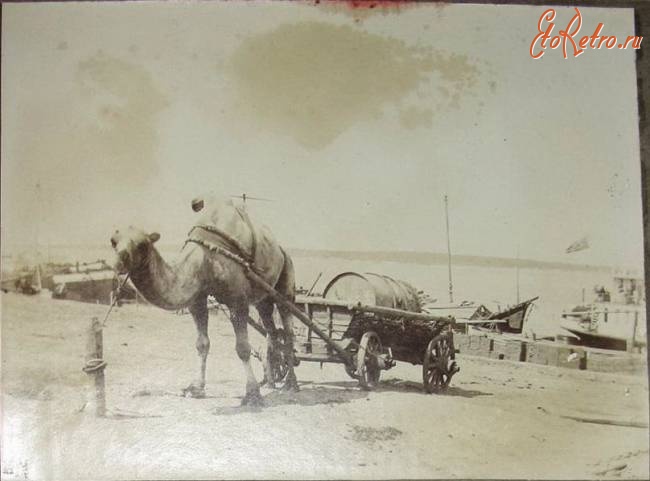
[{"x1": 84, "y1": 317, "x2": 107, "y2": 417}]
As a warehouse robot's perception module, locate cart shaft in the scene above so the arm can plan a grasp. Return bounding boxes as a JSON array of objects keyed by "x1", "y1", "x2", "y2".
[{"x1": 245, "y1": 269, "x2": 354, "y2": 364}]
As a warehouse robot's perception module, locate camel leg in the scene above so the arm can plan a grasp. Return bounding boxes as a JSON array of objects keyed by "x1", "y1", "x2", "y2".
[
  {"x1": 231, "y1": 306, "x2": 263, "y2": 406},
  {"x1": 275, "y1": 251, "x2": 299, "y2": 392},
  {"x1": 182, "y1": 296, "x2": 210, "y2": 398},
  {"x1": 256, "y1": 300, "x2": 278, "y2": 389},
  {"x1": 277, "y1": 304, "x2": 299, "y2": 391}
]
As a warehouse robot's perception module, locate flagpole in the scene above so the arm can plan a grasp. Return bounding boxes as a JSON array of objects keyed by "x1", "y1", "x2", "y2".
[{"x1": 444, "y1": 195, "x2": 453, "y2": 304}]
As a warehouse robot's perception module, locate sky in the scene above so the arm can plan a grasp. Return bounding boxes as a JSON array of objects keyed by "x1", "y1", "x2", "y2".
[{"x1": 1, "y1": 1, "x2": 644, "y2": 268}]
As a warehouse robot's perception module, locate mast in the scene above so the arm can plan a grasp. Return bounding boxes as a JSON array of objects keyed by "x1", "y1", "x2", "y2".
[
  {"x1": 34, "y1": 182, "x2": 51, "y2": 263},
  {"x1": 444, "y1": 194, "x2": 453, "y2": 304},
  {"x1": 516, "y1": 245, "x2": 520, "y2": 303},
  {"x1": 35, "y1": 182, "x2": 41, "y2": 262},
  {"x1": 33, "y1": 264, "x2": 42, "y2": 292}
]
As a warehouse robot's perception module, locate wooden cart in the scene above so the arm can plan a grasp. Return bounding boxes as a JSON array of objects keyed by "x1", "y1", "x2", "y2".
[
  {"x1": 288, "y1": 296, "x2": 460, "y2": 393},
  {"x1": 224, "y1": 260, "x2": 460, "y2": 393}
]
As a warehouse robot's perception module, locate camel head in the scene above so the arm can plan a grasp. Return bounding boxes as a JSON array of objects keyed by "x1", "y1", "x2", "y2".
[{"x1": 110, "y1": 226, "x2": 160, "y2": 274}]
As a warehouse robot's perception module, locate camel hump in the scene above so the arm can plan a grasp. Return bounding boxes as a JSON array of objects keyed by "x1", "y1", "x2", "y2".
[{"x1": 188, "y1": 196, "x2": 283, "y2": 280}]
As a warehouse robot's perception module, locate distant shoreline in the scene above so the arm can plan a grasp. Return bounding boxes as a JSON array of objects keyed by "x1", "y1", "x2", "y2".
[
  {"x1": 2, "y1": 244, "x2": 615, "y2": 273},
  {"x1": 286, "y1": 248, "x2": 611, "y2": 272}
]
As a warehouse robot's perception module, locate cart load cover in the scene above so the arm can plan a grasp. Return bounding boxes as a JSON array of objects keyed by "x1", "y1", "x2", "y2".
[
  {"x1": 323, "y1": 272, "x2": 422, "y2": 312},
  {"x1": 187, "y1": 195, "x2": 286, "y2": 286}
]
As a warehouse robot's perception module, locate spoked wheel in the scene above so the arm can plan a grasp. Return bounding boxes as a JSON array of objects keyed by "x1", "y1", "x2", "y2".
[
  {"x1": 356, "y1": 331, "x2": 382, "y2": 390},
  {"x1": 423, "y1": 332, "x2": 458, "y2": 394}
]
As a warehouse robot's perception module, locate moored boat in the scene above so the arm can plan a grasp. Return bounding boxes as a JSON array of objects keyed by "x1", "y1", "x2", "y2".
[
  {"x1": 424, "y1": 297, "x2": 538, "y2": 334},
  {"x1": 560, "y1": 272, "x2": 646, "y2": 351}
]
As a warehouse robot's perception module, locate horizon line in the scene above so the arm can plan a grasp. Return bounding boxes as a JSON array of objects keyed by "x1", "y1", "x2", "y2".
[{"x1": 1, "y1": 242, "x2": 635, "y2": 273}]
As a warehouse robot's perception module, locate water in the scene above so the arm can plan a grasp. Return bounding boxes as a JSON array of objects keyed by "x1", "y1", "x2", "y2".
[
  {"x1": 3, "y1": 244, "x2": 617, "y2": 337},
  {"x1": 291, "y1": 254, "x2": 614, "y2": 337}
]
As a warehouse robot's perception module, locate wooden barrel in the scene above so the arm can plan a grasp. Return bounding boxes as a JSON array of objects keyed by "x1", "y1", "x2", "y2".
[{"x1": 323, "y1": 272, "x2": 421, "y2": 313}]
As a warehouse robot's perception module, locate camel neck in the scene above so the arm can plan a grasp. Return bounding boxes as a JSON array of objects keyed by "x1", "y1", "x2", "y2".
[{"x1": 130, "y1": 245, "x2": 204, "y2": 310}]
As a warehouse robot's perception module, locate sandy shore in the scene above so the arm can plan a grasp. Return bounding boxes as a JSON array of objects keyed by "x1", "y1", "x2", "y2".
[{"x1": 1, "y1": 292, "x2": 648, "y2": 479}]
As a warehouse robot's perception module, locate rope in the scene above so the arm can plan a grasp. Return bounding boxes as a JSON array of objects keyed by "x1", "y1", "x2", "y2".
[
  {"x1": 187, "y1": 224, "x2": 255, "y2": 265},
  {"x1": 185, "y1": 238, "x2": 262, "y2": 276},
  {"x1": 101, "y1": 273, "x2": 130, "y2": 327},
  {"x1": 82, "y1": 358, "x2": 107, "y2": 373}
]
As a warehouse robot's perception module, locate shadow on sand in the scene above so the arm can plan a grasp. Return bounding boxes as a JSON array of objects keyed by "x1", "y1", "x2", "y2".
[
  {"x1": 132, "y1": 388, "x2": 228, "y2": 400},
  {"x1": 211, "y1": 384, "x2": 369, "y2": 415},
  {"x1": 211, "y1": 378, "x2": 492, "y2": 415},
  {"x1": 310, "y1": 378, "x2": 492, "y2": 398},
  {"x1": 104, "y1": 410, "x2": 163, "y2": 420},
  {"x1": 377, "y1": 378, "x2": 493, "y2": 398}
]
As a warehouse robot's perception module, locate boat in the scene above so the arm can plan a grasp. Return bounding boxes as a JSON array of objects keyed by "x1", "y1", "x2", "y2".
[
  {"x1": 560, "y1": 271, "x2": 646, "y2": 351},
  {"x1": 49, "y1": 259, "x2": 133, "y2": 305},
  {"x1": 51, "y1": 269, "x2": 117, "y2": 304},
  {"x1": 434, "y1": 194, "x2": 538, "y2": 335},
  {"x1": 1, "y1": 265, "x2": 42, "y2": 295},
  {"x1": 487, "y1": 297, "x2": 539, "y2": 333},
  {"x1": 423, "y1": 297, "x2": 539, "y2": 334}
]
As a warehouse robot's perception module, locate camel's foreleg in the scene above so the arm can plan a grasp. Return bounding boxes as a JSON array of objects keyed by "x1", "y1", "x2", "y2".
[
  {"x1": 183, "y1": 296, "x2": 209, "y2": 398},
  {"x1": 231, "y1": 306, "x2": 263, "y2": 406}
]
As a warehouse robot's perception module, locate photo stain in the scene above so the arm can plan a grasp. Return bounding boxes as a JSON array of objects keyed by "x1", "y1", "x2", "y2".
[
  {"x1": 74, "y1": 52, "x2": 168, "y2": 184},
  {"x1": 399, "y1": 106, "x2": 433, "y2": 130},
  {"x1": 314, "y1": 0, "x2": 447, "y2": 23},
  {"x1": 228, "y1": 21, "x2": 480, "y2": 149}
]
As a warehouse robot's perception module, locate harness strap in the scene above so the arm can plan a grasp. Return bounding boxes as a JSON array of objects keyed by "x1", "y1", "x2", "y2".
[
  {"x1": 185, "y1": 237, "x2": 264, "y2": 277},
  {"x1": 186, "y1": 224, "x2": 254, "y2": 265}
]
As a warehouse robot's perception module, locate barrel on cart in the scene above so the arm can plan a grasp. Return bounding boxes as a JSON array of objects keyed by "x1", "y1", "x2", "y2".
[{"x1": 259, "y1": 272, "x2": 459, "y2": 393}]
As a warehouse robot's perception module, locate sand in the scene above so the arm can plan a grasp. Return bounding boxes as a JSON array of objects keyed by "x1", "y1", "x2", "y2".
[{"x1": 1, "y1": 292, "x2": 648, "y2": 479}]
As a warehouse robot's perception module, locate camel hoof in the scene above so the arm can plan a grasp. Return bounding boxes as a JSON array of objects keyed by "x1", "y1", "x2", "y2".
[
  {"x1": 283, "y1": 377, "x2": 300, "y2": 392},
  {"x1": 182, "y1": 384, "x2": 206, "y2": 399},
  {"x1": 259, "y1": 375, "x2": 276, "y2": 390}
]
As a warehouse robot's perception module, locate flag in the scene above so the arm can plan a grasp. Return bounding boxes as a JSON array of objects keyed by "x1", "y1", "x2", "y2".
[{"x1": 566, "y1": 236, "x2": 589, "y2": 254}]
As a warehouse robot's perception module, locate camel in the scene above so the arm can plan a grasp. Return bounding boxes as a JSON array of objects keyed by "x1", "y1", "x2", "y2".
[{"x1": 110, "y1": 195, "x2": 298, "y2": 405}]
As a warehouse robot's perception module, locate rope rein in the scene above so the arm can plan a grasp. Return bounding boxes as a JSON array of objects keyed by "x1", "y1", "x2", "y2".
[{"x1": 101, "y1": 272, "x2": 131, "y2": 327}]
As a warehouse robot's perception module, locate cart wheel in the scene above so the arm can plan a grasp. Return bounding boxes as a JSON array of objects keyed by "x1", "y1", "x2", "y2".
[
  {"x1": 357, "y1": 331, "x2": 382, "y2": 390},
  {"x1": 423, "y1": 332, "x2": 457, "y2": 394},
  {"x1": 266, "y1": 328, "x2": 289, "y2": 384}
]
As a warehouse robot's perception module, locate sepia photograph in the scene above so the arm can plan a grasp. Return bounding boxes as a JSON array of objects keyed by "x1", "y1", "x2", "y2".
[{"x1": 1, "y1": 1, "x2": 648, "y2": 479}]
